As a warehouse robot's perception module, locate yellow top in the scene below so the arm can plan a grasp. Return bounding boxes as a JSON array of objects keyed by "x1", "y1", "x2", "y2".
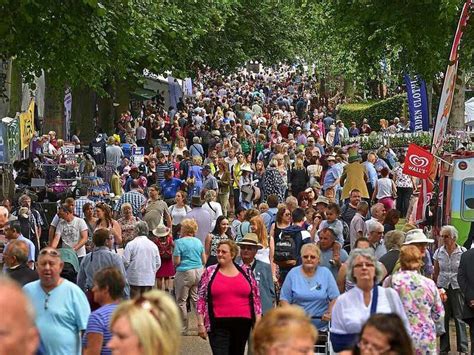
[{"x1": 341, "y1": 162, "x2": 369, "y2": 200}]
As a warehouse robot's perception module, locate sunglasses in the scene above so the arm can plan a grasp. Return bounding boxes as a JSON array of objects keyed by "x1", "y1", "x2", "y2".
[
  {"x1": 134, "y1": 296, "x2": 161, "y2": 322},
  {"x1": 302, "y1": 255, "x2": 317, "y2": 260},
  {"x1": 39, "y1": 249, "x2": 61, "y2": 258}
]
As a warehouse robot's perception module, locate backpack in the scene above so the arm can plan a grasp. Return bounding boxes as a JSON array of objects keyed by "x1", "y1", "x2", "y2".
[
  {"x1": 274, "y1": 228, "x2": 300, "y2": 267},
  {"x1": 262, "y1": 150, "x2": 272, "y2": 168},
  {"x1": 339, "y1": 218, "x2": 350, "y2": 244},
  {"x1": 157, "y1": 236, "x2": 173, "y2": 260}
]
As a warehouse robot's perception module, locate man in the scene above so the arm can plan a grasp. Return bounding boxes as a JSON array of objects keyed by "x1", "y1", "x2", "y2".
[
  {"x1": 318, "y1": 227, "x2": 349, "y2": 280},
  {"x1": 186, "y1": 196, "x2": 212, "y2": 245},
  {"x1": 366, "y1": 202, "x2": 386, "y2": 225},
  {"x1": 142, "y1": 184, "x2": 171, "y2": 232},
  {"x1": 23, "y1": 247, "x2": 90, "y2": 355},
  {"x1": 48, "y1": 197, "x2": 75, "y2": 245},
  {"x1": 340, "y1": 189, "x2": 362, "y2": 226},
  {"x1": 0, "y1": 277, "x2": 39, "y2": 354},
  {"x1": 105, "y1": 136, "x2": 124, "y2": 169},
  {"x1": 274, "y1": 208, "x2": 311, "y2": 283},
  {"x1": 135, "y1": 120, "x2": 147, "y2": 148},
  {"x1": 51, "y1": 204, "x2": 88, "y2": 260},
  {"x1": 160, "y1": 169, "x2": 185, "y2": 205},
  {"x1": 123, "y1": 221, "x2": 161, "y2": 298},
  {"x1": 74, "y1": 186, "x2": 95, "y2": 218},
  {"x1": 315, "y1": 195, "x2": 329, "y2": 215},
  {"x1": 261, "y1": 194, "x2": 278, "y2": 233},
  {"x1": 114, "y1": 180, "x2": 147, "y2": 218},
  {"x1": 12, "y1": 194, "x2": 45, "y2": 250},
  {"x1": 201, "y1": 165, "x2": 219, "y2": 193},
  {"x1": 4, "y1": 220, "x2": 35, "y2": 268},
  {"x1": 362, "y1": 152, "x2": 378, "y2": 201},
  {"x1": 322, "y1": 155, "x2": 341, "y2": 202},
  {"x1": 77, "y1": 229, "x2": 129, "y2": 299},
  {"x1": 4, "y1": 240, "x2": 38, "y2": 286},
  {"x1": 366, "y1": 220, "x2": 387, "y2": 259},
  {"x1": 349, "y1": 201, "x2": 369, "y2": 250},
  {"x1": 238, "y1": 233, "x2": 275, "y2": 314}
]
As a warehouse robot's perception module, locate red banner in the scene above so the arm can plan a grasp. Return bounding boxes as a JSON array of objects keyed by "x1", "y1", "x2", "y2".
[{"x1": 403, "y1": 144, "x2": 434, "y2": 179}]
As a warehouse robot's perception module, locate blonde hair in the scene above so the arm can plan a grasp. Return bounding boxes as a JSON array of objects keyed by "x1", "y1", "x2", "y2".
[
  {"x1": 400, "y1": 245, "x2": 422, "y2": 271},
  {"x1": 110, "y1": 290, "x2": 181, "y2": 355},
  {"x1": 204, "y1": 189, "x2": 217, "y2": 202},
  {"x1": 301, "y1": 243, "x2": 321, "y2": 259},
  {"x1": 218, "y1": 239, "x2": 239, "y2": 259},
  {"x1": 192, "y1": 155, "x2": 202, "y2": 165},
  {"x1": 252, "y1": 305, "x2": 318, "y2": 355},
  {"x1": 180, "y1": 218, "x2": 198, "y2": 236},
  {"x1": 294, "y1": 157, "x2": 305, "y2": 170},
  {"x1": 250, "y1": 215, "x2": 269, "y2": 248}
]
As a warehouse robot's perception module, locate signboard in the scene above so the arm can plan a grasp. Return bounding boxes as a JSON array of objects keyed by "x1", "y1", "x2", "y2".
[
  {"x1": 63, "y1": 143, "x2": 76, "y2": 165},
  {"x1": 132, "y1": 146, "x2": 144, "y2": 164},
  {"x1": 20, "y1": 100, "x2": 35, "y2": 150},
  {"x1": 403, "y1": 143, "x2": 435, "y2": 179},
  {"x1": 404, "y1": 74, "x2": 429, "y2": 132},
  {"x1": 1, "y1": 117, "x2": 20, "y2": 163}
]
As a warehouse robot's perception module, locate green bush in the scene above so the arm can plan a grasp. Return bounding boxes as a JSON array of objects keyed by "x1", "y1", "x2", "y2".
[{"x1": 337, "y1": 94, "x2": 406, "y2": 130}]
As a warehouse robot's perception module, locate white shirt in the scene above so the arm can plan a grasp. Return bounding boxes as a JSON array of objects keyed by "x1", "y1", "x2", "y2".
[
  {"x1": 202, "y1": 201, "x2": 223, "y2": 230},
  {"x1": 55, "y1": 217, "x2": 88, "y2": 257},
  {"x1": 123, "y1": 235, "x2": 161, "y2": 286},
  {"x1": 331, "y1": 286, "x2": 409, "y2": 335}
]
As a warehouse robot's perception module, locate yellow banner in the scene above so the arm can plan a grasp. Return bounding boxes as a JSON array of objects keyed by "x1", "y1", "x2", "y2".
[{"x1": 20, "y1": 100, "x2": 35, "y2": 150}]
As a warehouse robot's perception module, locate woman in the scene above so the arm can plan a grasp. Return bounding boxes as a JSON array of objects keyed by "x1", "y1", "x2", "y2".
[
  {"x1": 252, "y1": 306, "x2": 318, "y2": 355},
  {"x1": 205, "y1": 216, "x2": 232, "y2": 267},
  {"x1": 94, "y1": 202, "x2": 122, "y2": 247},
  {"x1": 336, "y1": 237, "x2": 371, "y2": 293},
  {"x1": 239, "y1": 164, "x2": 254, "y2": 209},
  {"x1": 202, "y1": 190, "x2": 223, "y2": 230},
  {"x1": 262, "y1": 158, "x2": 286, "y2": 203},
  {"x1": 197, "y1": 240, "x2": 262, "y2": 355},
  {"x1": 83, "y1": 267, "x2": 125, "y2": 355},
  {"x1": 146, "y1": 157, "x2": 157, "y2": 186},
  {"x1": 236, "y1": 208, "x2": 260, "y2": 241},
  {"x1": 296, "y1": 191, "x2": 310, "y2": 209},
  {"x1": 216, "y1": 159, "x2": 231, "y2": 217},
  {"x1": 269, "y1": 207, "x2": 292, "y2": 248},
  {"x1": 379, "y1": 230, "x2": 404, "y2": 276},
  {"x1": 250, "y1": 215, "x2": 272, "y2": 265},
  {"x1": 372, "y1": 167, "x2": 397, "y2": 211},
  {"x1": 168, "y1": 190, "x2": 191, "y2": 239},
  {"x1": 289, "y1": 157, "x2": 309, "y2": 198},
  {"x1": 117, "y1": 203, "x2": 139, "y2": 247},
  {"x1": 383, "y1": 209, "x2": 400, "y2": 234},
  {"x1": 173, "y1": 218, "x2": 206, "y2": 333},
  {"x1": 172, "y1": 137, "x2": 188, "y2": 159},
  {"x1": 306, "y1": 156, "x2": 322, "y2": 188},
  {"x1": 383, "y1": 245, "x2": 444, "y2": 354},
  {"x1": 348, "y1": 313, "x2": 414, "y2": 355},
  {"x1": 151, "y1": 225, "x2": 175, "y2": 292},
  {"x1": 392, "y1": 155, "x2": 416, "y2": 218},
  {"x1": 433, "y1": 225, "x2": 468, "y2": 354},
  {"x1": 330, "y1": 248, "x2": 409, "y2": 352},
  {"x1": 142, "y1": 184, "x2": 170, "y2": 233},
  {"x1": 280, "y1": 244, "x2": 339, "y2": 331},
  {"x1": 83, "y1": 203, "x2": 97, "y2": 253},
  {"x1": 188, "y1": 155, "x2": 204, "y2": 197},
  {"x1": 107, "y1": 290, "x2": 181, "y2": 355}
]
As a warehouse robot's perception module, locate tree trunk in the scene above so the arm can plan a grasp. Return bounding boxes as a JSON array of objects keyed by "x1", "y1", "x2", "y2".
[
  {"x1": 343, "y1": 78, "x2": 355, "y2": 98},
  {"x1": 43, "y1": 73, "x2": 64, "y2": 138},
  {"x1": 449, "y1": 69, "x2": 465, "y2": 132},
  {"x1": 71, "y1": 87, "x2": 96, "y2": 143},
  {"x1": 6, "y1": 59, "x2": 22, "y2": 118}
]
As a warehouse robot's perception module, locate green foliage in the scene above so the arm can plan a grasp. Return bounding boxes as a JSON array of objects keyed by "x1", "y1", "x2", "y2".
[{"x1": 338, "y1": 94, "x2": 406, "y2": 129}]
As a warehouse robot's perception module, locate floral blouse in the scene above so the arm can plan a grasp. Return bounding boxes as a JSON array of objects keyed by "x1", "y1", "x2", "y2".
[
  {"x1": 385, "y1": 270, "x2": 444, "y2": 355},
  {"x1": 197, "y1": 263, "x2": 262, "y2": 332},
  {"x1": 118, "y1": 216, "x2": 139, "y2": 247}
]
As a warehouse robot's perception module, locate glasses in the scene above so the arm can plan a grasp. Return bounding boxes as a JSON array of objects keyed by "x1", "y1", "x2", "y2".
[
  {"x1": 284, "y1": 212, "x2": 291, "y2": 216},
  {"x1": 39, "y1": 249, "x2": 61, "y2": 258},
  {"x1": 354, "y1": 262, "x2": 375, "y2": 269},
  {"x1": 441, "y1": 234, "x2": 451, "y2": 239},
  {"x1": 358, "y1": 338, "x2": 391, "y2": 354},
  {"x1": 240, "y1": 245, "x2": 256, "y2": 251},
  {"x1": 302, "y1": 255, "x2": 317, "y2": 260}
]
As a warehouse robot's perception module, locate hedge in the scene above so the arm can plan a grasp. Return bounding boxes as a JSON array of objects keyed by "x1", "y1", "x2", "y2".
[{"x1": 337, "y1": 94, "x2": 406, "y2": 130}]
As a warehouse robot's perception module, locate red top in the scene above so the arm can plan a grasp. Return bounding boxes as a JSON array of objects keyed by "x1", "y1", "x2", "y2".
[{"x1": 211, "y1": 271, "x2": 252, "y2": 319}]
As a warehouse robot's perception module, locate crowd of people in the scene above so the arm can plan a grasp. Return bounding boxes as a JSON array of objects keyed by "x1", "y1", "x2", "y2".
[{"x1": 0, "y1": 66, "x2": 472, "y2": 355}]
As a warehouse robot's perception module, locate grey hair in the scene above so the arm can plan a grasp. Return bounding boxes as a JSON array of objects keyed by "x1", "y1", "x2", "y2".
[
  {"x1": 18, "y1": 194, "x2": 31, "y2": 204},
  {"x1": 7, "y1": 239, "x2": 29, "y2": 264},
  {"x1": 440, "y1": 225, "x2": 458, "y2": 241},
  {"x1": 204, "y1": 190, "x2": 217, "y2": 202},
  {"x1": 135, "y1": 221, "x2": 149, "y2": 236},
  {"x1": 384, "y1": 230, "x2": 405, "y2": 251},
  {"x1": 366, "y1": 220, "x2": 384, "y2": 234},
  {"x1": 300, "y1": 243, "x2": 321, "y2": 259},
  {"x1": 370, "y1": 203, "x2": 384, "y2": 217},
  {"x1": 346, "y1": 248, "x2": 384, "y2": 284},
  {"x1": 120, "y1": 203, "x2": 133, "y2": 212}
]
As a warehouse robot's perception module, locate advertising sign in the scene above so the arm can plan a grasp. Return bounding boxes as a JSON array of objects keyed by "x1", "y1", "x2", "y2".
[{"x1": 403, "y1": 144, "x2": 435, "y2": 179}]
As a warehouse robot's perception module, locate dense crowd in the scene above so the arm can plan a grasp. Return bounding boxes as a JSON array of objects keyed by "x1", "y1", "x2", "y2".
[{"x1": 0, "y1": 66, "x2": 473, "y2": 355}]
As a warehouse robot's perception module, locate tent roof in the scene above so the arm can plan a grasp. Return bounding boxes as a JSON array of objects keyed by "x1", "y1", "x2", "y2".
[{"x1": 130, "y1": 88, "x2": 157, "y2": 100}]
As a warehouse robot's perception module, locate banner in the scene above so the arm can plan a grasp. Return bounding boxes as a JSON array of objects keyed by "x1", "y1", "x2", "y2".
[
  {"x1": 19, "y1": 100, "x2": 35, "y2": 150},
  {"x1": 1, "y1": 117, "x2": 20, "y2": 163},
  {"x1": 416, "y1": 0, "x2": 472, "y2": 223},
  {"x1": 403, "y1": 144, "x2": 435, "y2": 179},
  {"x1": 0, "y1": 122, "x2": 4, "y2": 163},
  {"x1": 404, "y1": 74, "x2": 429, "y2": 132},
  {"x1": 64, "y1": 88, "x2": 72, "y2": 140}
]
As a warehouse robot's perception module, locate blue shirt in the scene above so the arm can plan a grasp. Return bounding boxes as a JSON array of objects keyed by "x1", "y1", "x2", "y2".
[
  {"x1": 24, "y1": 280, "x2": 91, "y2": 355},
  {"x1": 160, "y1": 178, "x2": 183, "y2": 199},
  {"x1": 280, "y1": 265, "x2": 339, "y2": 330},
  {"x1": 319, "y1": 248, "x2": 349, "y2": 280},
  {"x1": 4, "y1": 235, "x2": 35, "y2": 263},
  {"x1": 173, "y1": 237, "x2": 204, "y2": 272},
  {"x1": 323, "y1": 164, "x2": 342, "y2": 190},
  {"x1": 364, "y1": 161, "x2": 377, "y2": 188},
  {"x1": 83, "y1": 303, "x2": 117, "y2": 355}
]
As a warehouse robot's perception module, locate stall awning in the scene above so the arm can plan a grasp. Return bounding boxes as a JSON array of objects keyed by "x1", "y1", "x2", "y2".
[{"x1": 130, "y1": 88, "x2": 157, "y2": 100}]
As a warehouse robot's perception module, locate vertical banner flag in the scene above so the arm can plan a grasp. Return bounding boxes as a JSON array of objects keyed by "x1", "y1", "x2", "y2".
[
  {"x1": 20, "y1": 100, "x2": 35, "y2": 150},
  {"x1": 64, "y1": 88, "x2": 72, "y2": 140},
  {"x1": 0, "y1": 122, "x2": 4, "y2": 163},
  {"x1": 416, "y1": 0, "x2": 472, "y2": 223},
  {"x1": 404, "y1": 74, "x2": 429, "y2": 132},
  {"x1": 403, "y1": 144, "x2": 434, "y2": 179},
  {"x1": 2, "y1": 117, "x2": 20, "y2": 163}
]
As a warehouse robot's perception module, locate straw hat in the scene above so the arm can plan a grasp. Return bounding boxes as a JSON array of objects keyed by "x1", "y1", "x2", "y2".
[
  {"x1": 237, "y1": 233, "x2": 263, "y2": 249},
  {"x1": 152, "y1": 224, "x2": 170, "y2": 237}
]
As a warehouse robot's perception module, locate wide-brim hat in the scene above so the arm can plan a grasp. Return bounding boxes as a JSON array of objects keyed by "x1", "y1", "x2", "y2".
[
  {"x1": 348, "y1": 155, "x2": 362, "y2": 163},
  {"x1": 191, "y1": 195, "x2": 203, "y2": 207},
  {"x1": 312, "y1": 181, "x2": 321, "y2": 189},
  {"x1": 241, "y1": 164, "x2": 253, "y2": 173},
  {"x1": 238, "y1": 233, "x2": 263, "y2": 249},
  {"x1": 211, "y1": 130, "x2": 221, "y2": 137},
  {"x1": 403, "y1": 229, "x2": 434, "y2": 245},
  {"x1": 152, "y1": 225, "x2": 170, "y2": 237},
  {"x1": 315, "y1": 195, "x2": 329, "y2": 205}
]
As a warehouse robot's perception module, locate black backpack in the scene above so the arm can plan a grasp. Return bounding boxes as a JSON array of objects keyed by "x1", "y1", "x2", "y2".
[
  {"x1": 339, "y1": 218, "x2": 350, "y2": 244},
  {"x1": 274, "y1": 228, "x2": 300, "y2": 267}
]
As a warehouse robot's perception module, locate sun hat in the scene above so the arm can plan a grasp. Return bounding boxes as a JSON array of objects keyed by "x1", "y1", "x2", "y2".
[
  {"x1": 315, "y1": 195, "x2": 329, "y2": 205},
  {"x1": 312, "y1": 181, "x2": 321, "y2": 189},
  {"x1": 237, "y1": 233, "x2": 263, "y2": 249},
  {"x1": 305, "y1": 187, "x2": 314, "y2": 193},
  {"x1": 403, "y1": 229, "x2": 434, "y2": 245},
  {"x1": 152, "y1": 224, "x2": 170, "y2": 237},
  {"x1": 191, "y1": 195, "x2": 203, "y2": 207},
  {"x1": 241, "y1": 164, "x2": 253, "y2": 173}
]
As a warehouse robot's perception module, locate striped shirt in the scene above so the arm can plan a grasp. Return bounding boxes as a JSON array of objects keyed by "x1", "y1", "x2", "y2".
[
  {"x1": 83, "y1": 303, "x2": 117, "y2": 355},
  {"x1": 114, "y1": 190, "x2": 146, "y2": 217},
  {"x1": 156, "y1": 162, "x2": 173, "y2": 185}
]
